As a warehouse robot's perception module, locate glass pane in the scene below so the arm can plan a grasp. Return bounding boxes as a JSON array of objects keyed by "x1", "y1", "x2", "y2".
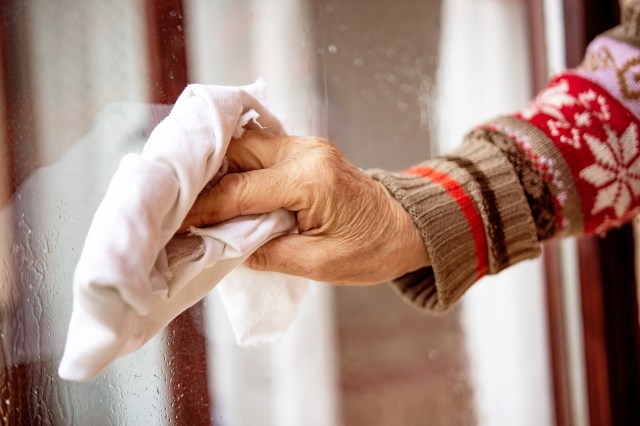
[
  {"x1": 1, "y1": 0, "x2": 168, "y2": 424},
  {"x1": 0, "y1": 0, "x2": 553, "y2": 424}
]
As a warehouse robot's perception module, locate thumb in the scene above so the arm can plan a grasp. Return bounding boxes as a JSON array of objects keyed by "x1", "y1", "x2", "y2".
[
  {"x1": 246, "y1": 234, "x2": 325, "y2": 279},
  {"x1": 180, "y1": 166, "x2": 308, "y2": 231}
]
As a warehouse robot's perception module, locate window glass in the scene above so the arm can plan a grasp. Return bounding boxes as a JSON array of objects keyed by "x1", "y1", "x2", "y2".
[{"x1": 0, "y1": 0, "x2": 551, "y2": 424}]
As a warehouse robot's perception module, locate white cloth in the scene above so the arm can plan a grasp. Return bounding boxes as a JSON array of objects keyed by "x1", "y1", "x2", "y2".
[{"x1": 58, "y1": 80, "x2": 308, "y2": 381}]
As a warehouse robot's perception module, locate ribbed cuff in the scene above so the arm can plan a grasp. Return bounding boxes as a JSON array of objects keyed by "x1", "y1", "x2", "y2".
[
  {"x1": 368, "y1": 169, "x2": 480, "y2": 312},
  {"x1": 368, "y1": 138, "x2": 540, "y2": 313}
]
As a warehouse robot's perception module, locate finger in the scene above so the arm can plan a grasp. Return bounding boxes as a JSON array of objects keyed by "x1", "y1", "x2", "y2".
[
  {"x1": 225, "y1": 130, "x2": 290, "y2": 173},
  {"x1": 178, "y1": 131, "x2": 289, "y2": 233},
  {"x1": 179, "y1": 132, "x2": 314, "y2": 232},
  {"x1": 246, "y1": 234, "x2": 326, "y2": 279},
  {"x1": 180, "y1": 165, "x2": 310, "y2": 229}
]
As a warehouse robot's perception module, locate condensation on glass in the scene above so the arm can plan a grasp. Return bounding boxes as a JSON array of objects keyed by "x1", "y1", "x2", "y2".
[{"x1": 0, "y1": 0, "x2": 551, "y2": 425}]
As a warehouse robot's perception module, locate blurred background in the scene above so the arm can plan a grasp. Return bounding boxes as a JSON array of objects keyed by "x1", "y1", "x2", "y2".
[{"x1": 0, "y1": 0, "x2": 638, "y2": 425}]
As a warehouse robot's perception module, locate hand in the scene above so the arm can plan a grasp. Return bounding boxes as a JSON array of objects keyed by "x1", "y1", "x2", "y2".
[{"x1": 180, "y1": 130, "x2": 430, "y2": 285}]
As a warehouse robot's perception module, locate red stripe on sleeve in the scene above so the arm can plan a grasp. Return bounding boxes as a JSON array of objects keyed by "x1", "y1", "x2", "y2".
[{"x1": 405, "y1": 166, "x2": 488, "y2": 279}]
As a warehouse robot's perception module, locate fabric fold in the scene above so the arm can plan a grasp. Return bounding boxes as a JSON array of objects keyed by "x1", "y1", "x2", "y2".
[{"x1": 59, "y1": 80, "x2": 308, "y2": 381}]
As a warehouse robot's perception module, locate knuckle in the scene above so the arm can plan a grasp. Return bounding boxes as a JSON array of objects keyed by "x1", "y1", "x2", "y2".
[
  {"x1": 247, "y1": 249, "x2": 269, "y2": 271},
  {"x1": 294, "y1": 136, "x2": 335, "y2": 157},
  {"x1": 217, "y1": 173, "x2": 242, "y2": 195},
  {"x1": 309, "y1": 136, "x2": 333, "y2": 149},
  {"x1": 311, "y1": 138, "x2": 339, "y2": 161},
  {"x1": 306, "y1": 140, "x2": 343, "y2": 184},
  {"x1": 218, "y1": 173, "x2": 250, "y2": 214}
]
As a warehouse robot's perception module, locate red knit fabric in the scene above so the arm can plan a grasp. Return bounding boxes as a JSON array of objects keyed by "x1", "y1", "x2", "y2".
[{"x1": 515, "y1": 73, "x2": 640, "y2": 234}]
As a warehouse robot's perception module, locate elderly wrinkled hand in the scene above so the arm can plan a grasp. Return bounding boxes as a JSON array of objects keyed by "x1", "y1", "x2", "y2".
[{"x1": 179, "y1": 130, "x2": 430, "y2": 285}]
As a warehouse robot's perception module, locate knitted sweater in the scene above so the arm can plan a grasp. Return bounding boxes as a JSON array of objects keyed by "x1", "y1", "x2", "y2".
[{"x1": 369, "y1": 3, "x2": 640, "y2": 312}]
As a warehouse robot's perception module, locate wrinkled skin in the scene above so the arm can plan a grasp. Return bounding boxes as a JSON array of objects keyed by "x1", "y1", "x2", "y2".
[{"x1": 179, "y1": 130, "x2": 430, "y2": 285}]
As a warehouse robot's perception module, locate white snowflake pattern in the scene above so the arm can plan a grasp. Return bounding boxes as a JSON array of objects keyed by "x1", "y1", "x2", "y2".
[
  {"x1": 579, "y1": 123, "x2": 640, "y2": 217},
  {"x1": 577, "y1": 90, "x2": 610, "y2": 122},
  {"x1": 521, "y1": 79, "x2": 614, "y2": 150},
  {"x1": 520, "y1": 80, "x2": 575, "y2": 121},
  {"x1": 560, "y1": 128, "x2": 583, "y2": 149},
  {"x1": 574, "y1": 111, "x2": 592, "y2": 127}
]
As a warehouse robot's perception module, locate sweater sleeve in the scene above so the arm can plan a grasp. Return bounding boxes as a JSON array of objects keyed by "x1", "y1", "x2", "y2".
[{"x1": 370, "y1": 1, "x2": 640, "y2": 313}]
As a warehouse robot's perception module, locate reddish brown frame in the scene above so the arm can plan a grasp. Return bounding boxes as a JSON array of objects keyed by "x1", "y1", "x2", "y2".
[
  {"x1": 144, "y1": 1, "x2": 213, "y2": 424},
  {"x1": 537, "y1": 0, "x2": 640, "y2": 425}
]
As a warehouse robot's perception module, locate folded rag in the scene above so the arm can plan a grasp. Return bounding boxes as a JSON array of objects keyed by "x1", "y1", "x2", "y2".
[{"x1": 58, "y1": 80, "x2": 308, "y2": 381}]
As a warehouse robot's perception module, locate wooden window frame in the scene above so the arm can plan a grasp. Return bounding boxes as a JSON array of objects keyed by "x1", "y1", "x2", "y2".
[
  {"x1": 144, "y1": 1, "x2": 213, "y2": 424},
  {"x1": 539, "y1": 0, "x2": 640, "y2": 424}
]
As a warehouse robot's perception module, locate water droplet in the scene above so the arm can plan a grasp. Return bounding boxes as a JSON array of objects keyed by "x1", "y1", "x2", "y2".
[
  {"x1": 328, "y1": 45, "x2": 337, "y2": 54},
  {"x1": 401, "y1": 83, "x2": 414, "y2": 93}
]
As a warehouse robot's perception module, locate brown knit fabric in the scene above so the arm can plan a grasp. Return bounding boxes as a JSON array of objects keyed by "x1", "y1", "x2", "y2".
[
  {"x1": 368, "y1": 171, "x2": 479, "y2": 311},
  {"x1": 443, "y1": 140, "x2": 541, "y2": 273},
  {"x1": 368, "y1": 138, "x2": 540, "y2": 312},
  {"x1": 467, "y1": 127, "x2": 557, "y2": 241},
  {"x1": 487, "y1": 116, "x2": 585, "y2": 236}
]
